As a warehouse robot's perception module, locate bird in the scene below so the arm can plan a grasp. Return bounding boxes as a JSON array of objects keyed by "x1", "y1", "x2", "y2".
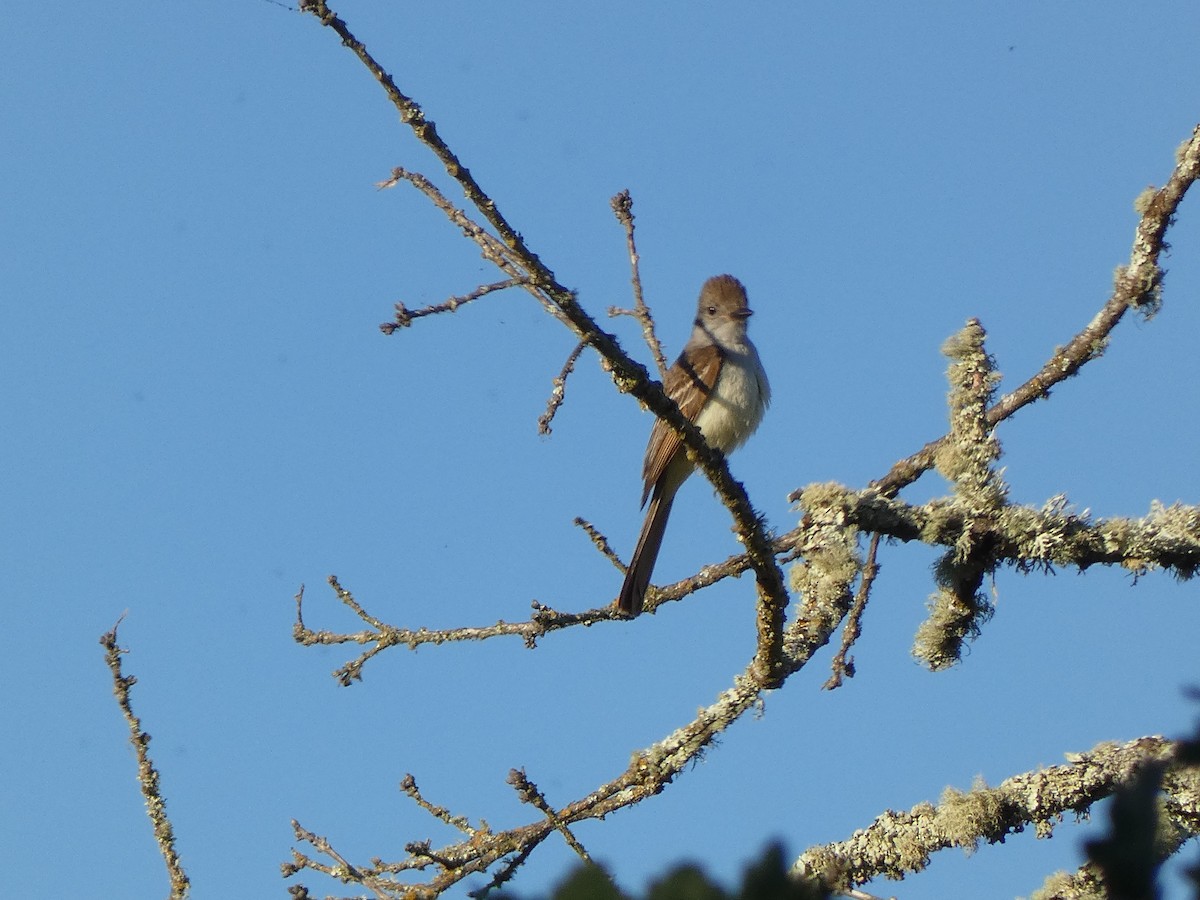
[{"x1": 617, "y1": 274, "x2": 770, "y2": 616}]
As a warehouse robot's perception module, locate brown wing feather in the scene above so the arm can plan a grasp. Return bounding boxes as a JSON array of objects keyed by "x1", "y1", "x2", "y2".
[{"x1": 640, "y1": 343, "x2": 725, "y2": 506}]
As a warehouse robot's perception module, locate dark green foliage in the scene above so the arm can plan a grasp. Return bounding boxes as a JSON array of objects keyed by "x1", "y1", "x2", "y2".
[
  {"x1": 646, "y1": 863, "x2": 725, "y2": 900},
  {"x1": 736, "y1": 843, "x2": 827, "y2": 900},
  {"x1": 549, "y1": 863, "x2": 627, "y2": 900}
]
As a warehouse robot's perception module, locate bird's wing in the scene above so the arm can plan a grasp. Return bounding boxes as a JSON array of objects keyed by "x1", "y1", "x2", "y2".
[{"x1": 640, "y1": 343, "x2": 724, "y2": 506}]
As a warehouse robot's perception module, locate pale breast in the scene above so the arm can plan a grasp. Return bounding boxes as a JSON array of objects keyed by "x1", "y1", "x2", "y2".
[{"x1": 693, "y1": 342, "x2": 770, "y2": 454}]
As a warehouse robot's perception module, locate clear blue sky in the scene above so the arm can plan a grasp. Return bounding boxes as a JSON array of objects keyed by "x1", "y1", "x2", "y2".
[{"x1": 4, "y1": 2, "x2": 1200, "y2": 898}]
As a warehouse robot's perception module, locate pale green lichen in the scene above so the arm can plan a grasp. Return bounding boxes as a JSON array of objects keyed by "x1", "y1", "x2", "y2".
[
  {"x1": 934, "y1": 319, "x2": 1006, "y2": 513},
  {"x1": 1133, "y1": 185, "x2": 1158, "y2": 215},
  {"x1": 786, "y1": 482, "x2": 864, "y2": 661},
  {"x1": 916, "y1": 320, "x2": 1005, "y2": 669},
  {"x1": 939, "y1": 777, "x2": 1007, "y2": 853},
  {"x1": 1028, "y1": 869, "x2": 1105, "y2": 900}
]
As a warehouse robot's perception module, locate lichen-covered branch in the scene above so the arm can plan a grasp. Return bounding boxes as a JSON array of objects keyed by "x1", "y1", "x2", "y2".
[
  {"x1": 793, "y1": 485, "x2": 1200, "y2": 580},
  {"x1": 1030, "y1": 755, "x2": 1200, "y2": 900},
  {"x1": 869, "y1": 125, "x2": 1200, "y2": 500},
  {"x1": 285, "y1": 663, "x2": 769, "y2": 896},
  {"x1": 101, "y1": 622, "x2": 190, "y2": 900},
  {"x1": 915, "y1": 319, "x2": 1005, "y2": 669},
  {"x1": 793, "y1": 736, "x2": 1193, "y2": 892}
]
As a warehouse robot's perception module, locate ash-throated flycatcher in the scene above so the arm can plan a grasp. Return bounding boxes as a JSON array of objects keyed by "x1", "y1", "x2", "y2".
[{"x1": 617, "y1": 274, "x2": 770, "y2": 616}]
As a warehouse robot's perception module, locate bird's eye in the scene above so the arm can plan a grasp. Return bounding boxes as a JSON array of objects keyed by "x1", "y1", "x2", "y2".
[{"x1": 707, "y1": 306, "x2": 717, "y2": 315}]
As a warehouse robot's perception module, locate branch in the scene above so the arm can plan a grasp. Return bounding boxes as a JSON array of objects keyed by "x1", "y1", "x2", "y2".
[
  {"x1": 793, "y1": 485, "x2": 1200, "y2": 579},
  {"x1": 867, "y1": 124, "x2": 1200, "y2": 500},
  {"x1": 380, "y1": 278, "x2": 524, "y2": 332},
  {"x1": 1031, "y1": 749, "x2": 1200, "y2": 899},
  {"x1": 792, "y1": 736, "x2": 1188, "y2": 891},
  {"x1": 284, "y1": 549, "x2": 861, "y2": 896},
  {"x1": 296, "y1": 480, "x2": 1200, "y2": 687},
  {"x1": 609, "y1": 189, "x2": 667, "y2": 378},
  {"x1": 299, "y1": 1, "x2": 539, "y2": 268},
  {"x1": 285, "y1": 662, "x2": 764, "y2": 896},
  {"x1": 538, "y1": 339, "x2": 587, "y2": 436},
  {"x1": 101, "y1": 620, "x2": 190, "y2": 900},
  {"x1": 294, "y1": 577, "x2": 613, "y2": 685},
  {"x1": 822, "y1": 532, "x2": 880, "y2": 690}
]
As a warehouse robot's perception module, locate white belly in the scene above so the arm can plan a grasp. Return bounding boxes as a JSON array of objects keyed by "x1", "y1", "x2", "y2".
[{"x1": 694, "y1": 343, "x2": 770, "y2": 455}]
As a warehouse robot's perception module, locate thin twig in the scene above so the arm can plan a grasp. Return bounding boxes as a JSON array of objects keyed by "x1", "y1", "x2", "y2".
[
  {"x1": 466, "y1": 841, "x2": 542, "y2": 898},
  {"x1": 573, "y1": 516, "x2": 623, "y2": 568},
  {"x1": 823, "y1": 532, "x2": 881, "y2": 690},
  {"x1": 400, "y1": 774, "x2": 477, "y2": 836},
  {"x1": 381, "y1": 278, "x2": 524, "y2": 333},
  {"x1": 294, "y1": 576, "x2": 616, "y2": 684},
  {"x1": 609, "y1": 189, "x2": 667, "y2": 377},
  {"x1": 538, "y1": 339, "x2": 587, "y2": 435},
  {"x1": 100, "y1": 620, "x2": 190, "y2": 900},
  {"x1": 287, "y1": 820, "x2": 391, "y2": 898},
  {"x1": 507, "y1": 769, "x2": 592, "y2": 863}
]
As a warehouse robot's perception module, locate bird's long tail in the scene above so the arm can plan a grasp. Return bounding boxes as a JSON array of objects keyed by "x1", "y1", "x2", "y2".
[{"x1": 617, "y1": 491, "x2": 675, "y2": 616}]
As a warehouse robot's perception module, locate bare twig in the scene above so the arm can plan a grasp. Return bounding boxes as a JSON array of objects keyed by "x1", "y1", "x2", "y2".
[
  {"x1": 609, "y1": 189, "x2": 667, "y2": 377},
  {"x1": 823, "y1": 532, "x2": 880, "y2": 690},
  {"x1": 286, "y1": 820, "x2": 388, "y2": 897},
  {"x1": 538, "y1": 339, "x2": 587, "y2": 435},
  {"x1": 381, "y1": 278, "x2": 524, "y2": 333},
  {"x1": 400, "y1": 775, "x2": 477, "y2": 836},
  {"x1": 507, "y1": 769, "x2": 592, "y2": 863},
  {"x1": 467, "y1": 841, "x2": 541, "y2": 898},
  {"x1": 573, "y1": 516, "x2": 623, "y2": 569},
  {"x1": 294, "y1": 575, "x2": 617, "y2": 684},
  {"x1": 100, "y1": 620, "x2": 190, "y2": 900}
]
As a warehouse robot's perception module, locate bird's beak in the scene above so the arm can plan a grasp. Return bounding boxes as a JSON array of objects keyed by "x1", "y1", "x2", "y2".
[{"x1": 733, "y1": 308, "x2": 753, "y2": 319}]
